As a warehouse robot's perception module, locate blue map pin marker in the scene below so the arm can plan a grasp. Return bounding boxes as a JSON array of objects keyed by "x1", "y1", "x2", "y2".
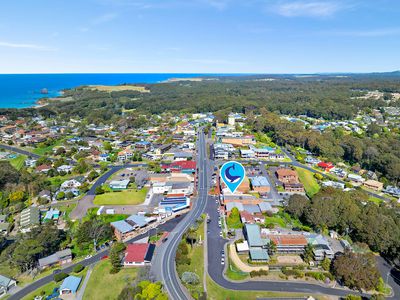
[{"x1": 220, "y1": 161, "x2": 245, "y2": 194}]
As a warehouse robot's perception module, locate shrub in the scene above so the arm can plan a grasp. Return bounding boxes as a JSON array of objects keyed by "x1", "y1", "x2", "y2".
[
  {"x1": 249, "y1": 269, "x2": 269, "y2": 277},
  {"x1": 54, "y1": 272, "x2": 68, "y2": 282},
  {"x1": 73, "y1": 264, "x2": 84, "y2": 273},
  {"x1": 181, "y1": 272, "x2": 200, "y2": 285},
  {"x1": 305, "y1": 271, "x2": 326, "y2": 281}
]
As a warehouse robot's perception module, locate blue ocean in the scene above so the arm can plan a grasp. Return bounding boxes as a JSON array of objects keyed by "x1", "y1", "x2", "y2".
[{"x1": 0, "y1": 73, "x2": 220, "y2": 108}]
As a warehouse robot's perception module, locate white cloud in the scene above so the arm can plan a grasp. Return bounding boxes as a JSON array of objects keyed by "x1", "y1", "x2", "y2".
[
  {"x1": 177, "y1": 58, "x2": 246, "y2": 65},
  {"x1": 273, "y1": 1, "x2": 343, "y2": 17},
  {"x1": 200, "y1": 0, "x2": 231, "y2": 10},
  {"x1": 91, "y1": 13, "x2": 118, "y2": 25},
  {"x1": 0, "y1": 41, "x2": 55, "y2": 51},
  {"x1": 327, "y1": 28, "x2": 400, "y2": 37}
]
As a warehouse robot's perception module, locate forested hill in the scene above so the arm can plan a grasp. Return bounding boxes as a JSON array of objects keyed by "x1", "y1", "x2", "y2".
[{"x1": 1, "y1": 73, "x2": 400, "y2": 123}]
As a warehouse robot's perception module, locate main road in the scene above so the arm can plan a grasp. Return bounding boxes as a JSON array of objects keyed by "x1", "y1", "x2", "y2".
[{"x1": 153, "y1": 129, "x2": 210, "y2": 300}]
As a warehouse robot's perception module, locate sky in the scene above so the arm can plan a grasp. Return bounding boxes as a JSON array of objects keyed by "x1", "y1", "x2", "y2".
[{"x1": 0, "y1": 0, "x2": 400, "y2": 73}]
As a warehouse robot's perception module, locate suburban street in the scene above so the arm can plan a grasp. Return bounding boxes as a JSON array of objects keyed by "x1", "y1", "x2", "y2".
[
  {"x1": 152, "y1": 129, "x2": 210, "y2": 300},
  {"x1": 0, "y1": 143, "x2": 42, "y2": 159},
  {"x1": 8, "y1": 214, "x2": 186, "y2": 300}
]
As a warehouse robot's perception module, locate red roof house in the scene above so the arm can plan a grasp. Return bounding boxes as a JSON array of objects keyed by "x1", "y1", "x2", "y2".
[
  {"x1": 317, "y1": 162, "x2": 334, "y2": 172},
  {"x1": 124, "y1": 243, "x2": 155, "y2": 267}
]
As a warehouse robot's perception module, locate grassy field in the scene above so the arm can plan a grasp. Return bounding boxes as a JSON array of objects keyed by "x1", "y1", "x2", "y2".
[
  {"x1": 83, "y1": 260, "x2": 137, "y2": 300},
  {"x1": 9, "y1": 154, "x2": 27, "y2": 170},
  {"x1": 87, "y1": 85, "x2": 149, "y2": 93},
  {"x1": 31, "y1": 139, "x2": 64, "y2": 156},
  {"x1": 295, "y1": 167, "x2": 320, "y2": 197},
  {"x1": 93, "y1": 188, "x2": 148, "y2": 205}
]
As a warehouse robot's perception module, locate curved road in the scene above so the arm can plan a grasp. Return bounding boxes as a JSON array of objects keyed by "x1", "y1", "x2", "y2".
[
  {"x1": 70, "y1": 163, "x2": 147, "y2": 220},
  {"x1": 8, "y1": 214, "x2": 185, "y2": 300}
]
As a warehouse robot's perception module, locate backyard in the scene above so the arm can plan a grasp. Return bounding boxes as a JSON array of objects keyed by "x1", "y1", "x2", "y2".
[
  {"x1": 295, "y1": 167, "x2": 320, "y2": 197},
  {"x1": 10, "y1": 154, "x2": 26, "y2": 170},
  {"x1": 93, "y1": 188, "x2": 148, "y2": 205},
  {"x1": 83, "y1": 260, "x2": 138, "y2": 300}
]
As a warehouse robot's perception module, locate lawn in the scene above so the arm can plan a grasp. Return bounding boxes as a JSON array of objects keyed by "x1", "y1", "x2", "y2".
[
  {"x1": 226, "y1": 247, "x2": 249, "y2": 281},
  {"x1": 31, "y1": 139, "x2": 64, "y2": 156},
  {"x1": 264, "y1": 216, "x2": 286, "y2": 228},
  {"x1": 83, "y1": 260, "x2": 138, "y2": 300},
  {"x1": 22, "y1": 267, "x2": 88, "y2": 300},
  {"x1": 10, "y1": 155, "x2": 27, "y2": 170},
  {"x1": 368, "y1": 196, "x2": 384, "y2": 205},
  {"x1": 295, "y1": 167, "x2": 320, "y2": 197},
  {"x1": 57, "y1": 203, "x2": 77, "y2": 221},
  {"x1": 177, "y1": 219, "x2": 205, "y2": 299},
  {"x1": 93, "y1": 188, "x2": 148, "y2": 205}
]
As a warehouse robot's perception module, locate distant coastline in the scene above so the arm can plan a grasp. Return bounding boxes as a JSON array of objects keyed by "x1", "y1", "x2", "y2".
[{"x1": 0, "y1": 73, "x2": 216, "y2": 109}]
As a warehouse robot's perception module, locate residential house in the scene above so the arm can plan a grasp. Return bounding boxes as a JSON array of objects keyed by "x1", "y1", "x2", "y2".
[
  {"x1": 306, "y1": 234, "x2": 334, "y2": 261},
  {"x1": 363, "y1": 179, "x2": 383, "y2": 192},
  {"x1": 322, "y1": 181, "x2": 345, "y2": 189},
  {"x1": 347, "y1": 174, "x2": 364, "y2": 183},
  {"x1": 59, "y1": 276, "x2": 82, "y2": 295},
  {"x1": 25, "y1": 159, "x2": 37, "y2": 167},
  {"x1": 134, "y1": 141, "x2": 151, "y2": 151},
  {"x1": 60, "y1": 179, "x2": 82, "y2": 196},
  {"x1": 123, "y1": 243, "x2": 156, "y2": 267},
  {"x1": 0, "y1": 215, "x2": 9, "y2": 235},
  {"x1": 43, "y1": 208, "x2": 60, "y2": 223},
  {"x1": 36, "y1": 164, "x2": 52, "y2": 173},
  {"x1": 38, "y1": 249, "x2": 72, "y2": 269},
  {"x1": 118, "y1": 149, "x2": 133, "y2": 162},
  {"x1": 240, "y1": 149, "x2": 255, "y2": 159},
  {"x1": 283, "y1": 182, "x2": 305, "y2": 194},
  {"x1": 154, "y1": 144, "x2": 172, "y2": 156},
  {"x1": 317, "y1": 162, "x2": 335, "y2": 172},
  {"x1": 276, "y1": 168, "x2": 298, "y2": 183},
  {"x1": 0, "y1": 275, "x2": 17, "y2": 297},
  {"x1": 57, "y1": 165, "x2": 73, "y2": 173}
]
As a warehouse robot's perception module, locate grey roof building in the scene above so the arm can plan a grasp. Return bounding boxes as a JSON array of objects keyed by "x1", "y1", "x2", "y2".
[
  {"x1": 38, "y1": 249, "x2": 72, "y2": 269},
  {"x1": 20, "y1": 207, "x2": 40, "y2": 229}
]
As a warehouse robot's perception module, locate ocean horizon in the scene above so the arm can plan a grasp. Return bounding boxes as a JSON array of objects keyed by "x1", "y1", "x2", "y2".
[{"x1": 0, "y1": 73, "x2": 231, "y2": 109}]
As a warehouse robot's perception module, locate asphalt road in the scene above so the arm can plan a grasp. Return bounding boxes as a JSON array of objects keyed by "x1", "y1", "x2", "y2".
[
  {"x1": 0, "y1": 144, "x2": 41, "y2": 159},
  {"x1": 205, "y1": 193, "x2": 371, "y2": 298},
  {"x1": 70, "y1": 163, "x2": 147, "y2": 220},
  {"x1": 8, "y1": 214, "x2": 185, "y2": 300},
  {"x1": 154, "y1": 129, "x2": 210, "y2": 300}
]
